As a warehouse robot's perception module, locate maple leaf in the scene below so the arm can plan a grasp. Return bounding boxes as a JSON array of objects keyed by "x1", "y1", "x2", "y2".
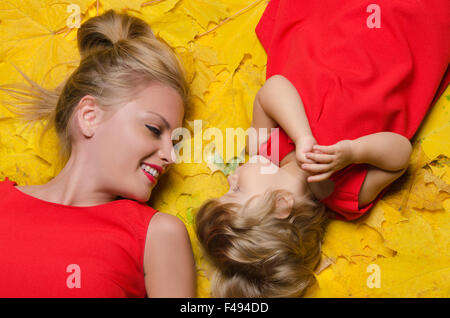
[
  {"x1": 0, "y1": 0, "x2": 83, "y2": 85},
  {"x1": 99, "y1": 0, "x2": 146, "y2": 12},
  {"x1": 196, "y1": 0, "x2": 267, "y2": 74},
  {"x1": 178, "y1": 0, "x2": 228, "y2": 30}
]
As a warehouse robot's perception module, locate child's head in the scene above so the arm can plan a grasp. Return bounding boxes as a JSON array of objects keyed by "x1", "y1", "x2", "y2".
[{"x1": 195, "y1": 156, "x2": 330, "y2": 297}]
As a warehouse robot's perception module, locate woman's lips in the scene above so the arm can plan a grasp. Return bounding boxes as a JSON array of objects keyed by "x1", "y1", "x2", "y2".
[
  {"x1": 143, "y1": 162, "x2": 163, "y2": 173},
  {"x1": 142, "y1": 168, "x2": 156, "y2": 183}
]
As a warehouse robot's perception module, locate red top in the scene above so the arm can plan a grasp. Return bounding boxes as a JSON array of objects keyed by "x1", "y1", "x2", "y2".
[
  {"x1": 255, "y1": 0, "x2": 450, "y2": 220},
  {"x1": 0, "y1": 177, "x2": 158, "y2": 297}
]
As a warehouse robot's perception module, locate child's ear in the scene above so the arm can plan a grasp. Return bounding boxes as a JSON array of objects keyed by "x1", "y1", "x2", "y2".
[{"x1": 275, "y1": 193, "x2": 294, "y2": 219}]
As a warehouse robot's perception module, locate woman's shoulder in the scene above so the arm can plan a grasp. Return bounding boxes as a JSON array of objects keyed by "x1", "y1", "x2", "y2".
[
  {"x1": 146, "y1": 212, "x2": 187, "y2": 236},
  {"x1": 143, "y1": 212, "x2": 190, "y2": 260},
  {"x1": 142, "y1": 212, "x2": 191, "y2": 274}
]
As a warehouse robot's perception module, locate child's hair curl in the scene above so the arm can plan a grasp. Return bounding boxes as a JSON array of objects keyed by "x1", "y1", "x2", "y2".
[{"x1": 195, "y1": 189, "x2": 330, "y2": 297}]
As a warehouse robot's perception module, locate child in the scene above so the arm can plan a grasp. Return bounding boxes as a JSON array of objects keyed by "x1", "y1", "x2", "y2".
[
  {"x1": 195, "y1": 0, "x2": 449, "y2": 297},
  {"x1": 196, "y1": 75, "x2": 412, "y2": 297}
]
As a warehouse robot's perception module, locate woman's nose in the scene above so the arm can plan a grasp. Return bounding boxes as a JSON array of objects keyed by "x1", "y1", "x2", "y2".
[{"x1": 159, "y1": 140, "x2": 176, "y2": 166}]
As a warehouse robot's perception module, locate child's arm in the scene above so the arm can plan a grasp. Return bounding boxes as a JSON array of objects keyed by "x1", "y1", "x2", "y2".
[
  {"x1": 351, "y1": 133, "x2": 412, "y2": 206},
  {"x1": 350, "y1": 132, "x2": 412, "y2": 171},
  {"x1": 256, "y1": 74, "x2": 313, "y2": 143},
  {"x1": 304, "y1": 132, "x2": 412, "y2": 180},
  {"x1": 245, "y1": 83, "x2": 278, "y2": 155},
  {"x1": 302, "y1": 133, "x2": 412, "y2": 207},
  {"x1": 246, "y1": 74, "x2": 317, "y2": 162}
]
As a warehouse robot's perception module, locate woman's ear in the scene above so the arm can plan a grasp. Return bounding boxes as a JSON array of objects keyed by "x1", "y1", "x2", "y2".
[
  {"x1": 75, "y1": 95, "x2": 104, "y2": 138},
  {"x1": 275, "y1": 193, "x2": 294, "y2": 219}
]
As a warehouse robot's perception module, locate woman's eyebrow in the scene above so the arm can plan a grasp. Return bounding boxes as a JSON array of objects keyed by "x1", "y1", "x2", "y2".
[{"x1": 145, "y1": 111, "x2": 170, "y2": 130}]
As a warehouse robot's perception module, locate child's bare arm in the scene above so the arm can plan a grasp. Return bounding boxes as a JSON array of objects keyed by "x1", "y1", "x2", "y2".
[
  {"x1": 350, "y1": 132, "x2": 412, "y2": 171},
  {"x1": 256, "y1": 74, "x2": 313, "y2": 143},
  {"x1": 303, "y1": 132, "x2": 412, "y2": 181},
  {"x1": 248, "y1": 74, "x2": 318, "y2": 163},
  {"x1": 245, "y1": 86, "x2": 278, "y2": 155},
  {"x1": 302, "y1": 133, "x2": 411, "y2": 207}
]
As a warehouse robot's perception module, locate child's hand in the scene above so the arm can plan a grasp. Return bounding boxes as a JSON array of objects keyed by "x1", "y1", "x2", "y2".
[
  {"x1": 300, "y1": 140, "x2": 353, "y2": 182},
  {"x1": 295, "y1": 135, "x2": 319, "y2": 165}
]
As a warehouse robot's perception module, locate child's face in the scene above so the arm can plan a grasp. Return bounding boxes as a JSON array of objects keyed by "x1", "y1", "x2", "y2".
[{"x1": 219, "y1": 155, "x2": 305, "y2": 207}]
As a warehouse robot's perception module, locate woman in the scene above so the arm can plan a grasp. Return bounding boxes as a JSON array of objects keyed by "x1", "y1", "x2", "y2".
[{"x1": 0, "y1": 10, "x2": 196, "y2": 297}]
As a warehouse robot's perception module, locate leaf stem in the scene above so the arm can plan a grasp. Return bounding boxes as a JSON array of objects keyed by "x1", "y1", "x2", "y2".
[{"x1": 195, "y1": 0, "x2": 264, "y2": 39}]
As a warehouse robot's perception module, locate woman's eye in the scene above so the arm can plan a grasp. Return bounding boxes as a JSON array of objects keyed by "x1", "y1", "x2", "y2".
[{"x1": 146, "y1": 124, "x2": 161, "y2": 136}]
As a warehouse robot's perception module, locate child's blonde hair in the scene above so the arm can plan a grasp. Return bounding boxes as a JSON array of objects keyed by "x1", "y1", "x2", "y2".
[
  {"x1": 195, "y1": 188, "x2": 330, "y2": 297},
  {"x1": 1, "y1": 10, "x2": 190, "y2": 162}
]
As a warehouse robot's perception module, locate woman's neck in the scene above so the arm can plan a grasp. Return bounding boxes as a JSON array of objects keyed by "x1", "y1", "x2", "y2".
[{"x1": 32, "y1": 153, "x2": 117, "y2": 207}]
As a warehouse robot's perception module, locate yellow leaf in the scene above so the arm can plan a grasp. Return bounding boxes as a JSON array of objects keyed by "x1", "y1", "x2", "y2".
[
  {"x1": 142, "y1": 11, "x2": 202, "y2": 47},
  {"x1": 196, "y1": 0, "x2": 267, "y2": 73},
  {"x1": 178, "y1": 0, "x2": 229, "y2": 30},
  {"x1": 99, "y1": 0, "x2": 145, "y2": 12},
  {"x1": 360, "y1": 201, "x2": 386, "y2": 232},
  {"x1": 0, "y1": 0, "x2": 81, "y2": 85},
  {"x1": 141, "y1": 0, "x2": 180, "y2": 18},
  {"x1": 415, "y1": 85, "x2": 450, "y2": 159}
]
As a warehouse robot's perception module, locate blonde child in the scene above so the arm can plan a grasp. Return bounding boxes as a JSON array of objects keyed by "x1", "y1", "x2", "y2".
[
  {"x1": 195, "y1": 75, "x2": 412, "y2": 297},
  {"x1": 195, "y1": 0, "x2": 449, "y2": 297}
]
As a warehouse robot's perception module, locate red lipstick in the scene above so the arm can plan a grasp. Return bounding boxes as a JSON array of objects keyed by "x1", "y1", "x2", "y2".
[{"x1": 142, "y1": 168, "x2": 156, "y2": 183}]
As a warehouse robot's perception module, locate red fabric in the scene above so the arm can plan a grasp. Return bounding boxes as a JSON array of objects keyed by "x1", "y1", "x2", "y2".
[
  {"x1": 255, "y1": 0, "x2": 450, "y2": 220},
  {"x1": 258, "y1": 127, "x2": 295, "y2": 166},
  {"x1": 0, "y1": 177, "x2": 157, "y2": 297}
]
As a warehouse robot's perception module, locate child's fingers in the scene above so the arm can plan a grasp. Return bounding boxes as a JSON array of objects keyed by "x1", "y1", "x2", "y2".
[
  {"x1": 301, "y1": 162, "x2": 332, "y2": 174},
  {"x1": 297, "y1": 146, "x2": 328, "y2": 165},
  {"x1": 297, "y1": 152, "x2": 316, "y2": 164},
  {"x1": 305, "y1": 152, "x2": 334, "y2": 163},
  {"x1": 307, "y1": 171, "x2": 333, "y2": 183},
  {"x1": 312, "y1": 144, "x2": 335, "y2": 154}
]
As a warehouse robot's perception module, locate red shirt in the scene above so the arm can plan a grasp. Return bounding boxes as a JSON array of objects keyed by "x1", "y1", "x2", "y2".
[
  {"x1": 255, "y1": 0, "x2": 450, "y2": 220},
  {"x1": 0, "y1": 177, "x2": 157, "y2": 297}
]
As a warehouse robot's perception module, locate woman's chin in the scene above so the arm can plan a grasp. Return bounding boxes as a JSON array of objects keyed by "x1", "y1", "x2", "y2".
[{"x1": 132, "y1": 192, "x2": 151, "y2": 204}]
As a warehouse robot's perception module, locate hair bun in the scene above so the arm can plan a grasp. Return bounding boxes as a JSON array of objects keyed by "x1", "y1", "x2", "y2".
[{"x1": 77, "y1": 9, "x2": 156, "y2": 59}]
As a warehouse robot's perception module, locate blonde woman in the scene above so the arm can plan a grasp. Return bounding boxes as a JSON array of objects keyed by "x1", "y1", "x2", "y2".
[
  {"x1": 195, "y1": 0, "x2": 449, "y2": 297},
  {"x1": 0, "y1": 10, "x2": 195, "y2": 297}
]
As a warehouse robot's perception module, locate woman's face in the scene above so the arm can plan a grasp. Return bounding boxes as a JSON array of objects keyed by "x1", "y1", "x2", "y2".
[{"x1": 92, "y1": 81, "x2": 184, "y2": 203}]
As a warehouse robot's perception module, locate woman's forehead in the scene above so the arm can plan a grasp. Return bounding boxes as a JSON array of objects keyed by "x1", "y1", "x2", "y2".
[{"x1": 123, "y1": 90, "x2": 183, "y2": 126}]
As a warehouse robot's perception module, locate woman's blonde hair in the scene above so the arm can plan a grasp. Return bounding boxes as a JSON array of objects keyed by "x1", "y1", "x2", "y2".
[
  {"x1": 195, "y1": 189, "x2": 330, "y2": 297},
  {"x1": 0, "y1": 10, "x2": 190, "y2": 162}
]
